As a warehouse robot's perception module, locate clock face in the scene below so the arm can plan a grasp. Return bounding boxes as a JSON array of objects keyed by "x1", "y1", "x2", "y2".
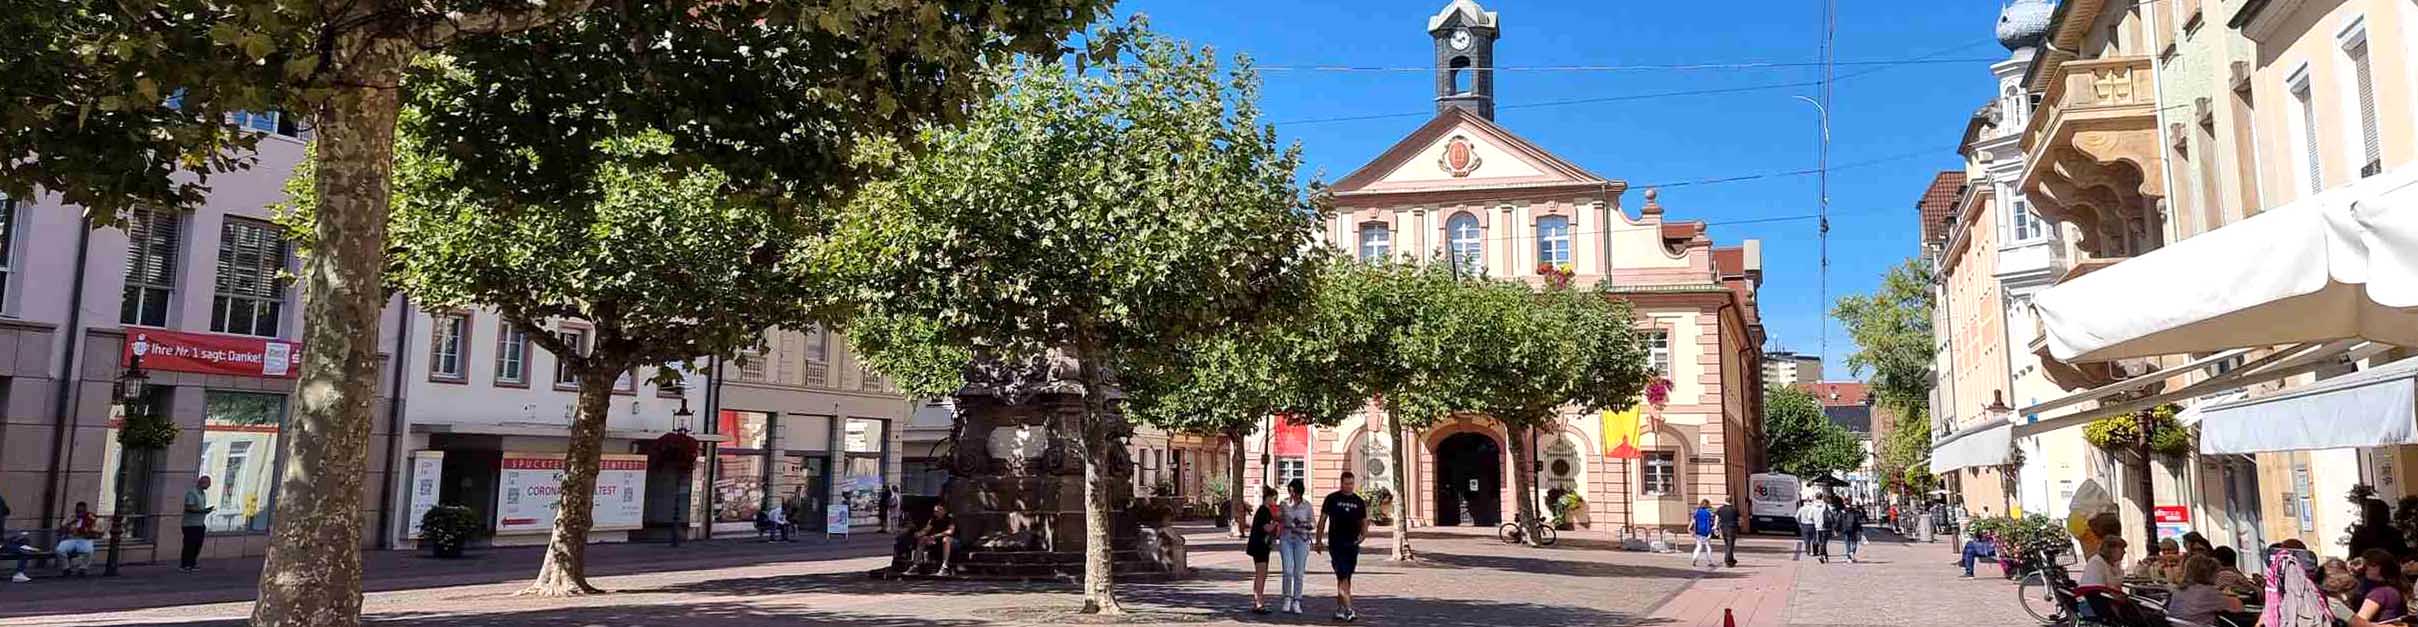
[{"x1": 1450, "y1": 30, "x2": 1472, "y2": 50}]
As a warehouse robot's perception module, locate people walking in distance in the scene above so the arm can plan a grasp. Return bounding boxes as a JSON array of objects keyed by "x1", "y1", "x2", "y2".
[
  {"x1": 179, "y1": 475, "x2": 214, "y2": 573},
  {"x1": 1810, "y1": 495, "x2": 1834, "y2": 563},
  {"x1": 1714, "y1": 496, "x2": 1742, "y2": 568},
  {"x1": 1245, "y1": 484, "x2": 1279, "y2": 614},
  {"x1": 1279, "y1": 479, "x2": 1316, "y2": 614},
  {"x1": 1689, "y1": 499, "x2": 1716, "y2": 568},
  {"x1": 1839, "y1": 498, "x2": 1866, "y2": 563},
  {"x1": 1794, "y1": 498, "x2": 1821, "y2": 561},
  {"x1": 1314, "y1": 471, "x2": 1370, "y2": 622}
]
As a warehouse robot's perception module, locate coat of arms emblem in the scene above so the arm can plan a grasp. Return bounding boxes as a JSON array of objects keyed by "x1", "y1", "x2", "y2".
[{"x1": 1439, "y1": 135, "x2": 1481, "y2": 177}]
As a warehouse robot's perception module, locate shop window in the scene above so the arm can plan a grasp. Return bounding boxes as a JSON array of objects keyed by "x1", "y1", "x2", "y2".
[
  {"x1": 712, "y1": 410, "x2": 773, "y2": 524},
  {"x1": 98, "y1": 385, "x2": 168, "y2": 542},
  {"x1": 121, "y1": 207, "x2": 179, "y2": 327},
  {"x1": 210, "y1": 218, "x2": 287, "y2": 337},
  {"x1": 1642, "y1": 451, "x2": 1677, "y2": 496},
  {"x1": 198, "y1": 391, "x2": 285, "y2": 533}
]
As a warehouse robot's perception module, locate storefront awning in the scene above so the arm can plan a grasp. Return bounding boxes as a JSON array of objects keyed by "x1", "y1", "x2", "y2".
[
  {"x1": 411, "y1": 421, "x2": 728, "y2": 442},
  {"x1": 2033, "y1": 165, "x2": 2418, "y2": 363},
  {"x1": 2013, "y1": 340, "x2": 2394, "y2": 439},
  {"x1": 2197, "y1": 356, "x2": 2418, "y2": 455},
  {"x1": 1930, "y1": 421, "x2": 2013, "y2": 474}
]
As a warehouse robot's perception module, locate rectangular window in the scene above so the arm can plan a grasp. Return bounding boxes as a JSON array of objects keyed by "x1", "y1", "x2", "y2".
[
  {"x1": 1276, "y1": 458, "x2": 1307, "y2": 491},
  {"x1": 2292, "y1": 74, "x2": 2323, "y2": 194},
  {"x1": 806, "y1": 326, "x2": 829, "y2": 363},
  {"x1": 121, "y1": 207, "x2": 180, "y2": 327},
  {"x1": 1646, "y1": 328, "x2": 1671, "y2": 376},
  {"x1": 1356, "y1": 223, "x2": 1392, "y2": 263},
  {"x1": 1536, "y1": 216, "x2": 1571, "y2": 267},
  {"x1": 2346, "y1": 39, "x2": 2382, "y2": 177},
  {"x1": 554, "y1": 328, "x2": 589, "y2": 387},
  {"x1": 199, "y1": 391, "x2": 285, "y2": 534},
  {"x1": 210, "y1": 218, "x2": 288, "y2": 337},
  {"x1": 0, "y1": 195, "x2": 14, "y2": 308},
  {"x1": 2011, "y1": 200, "x2": 2044, "y2": 241},
  {"x1": 98, "y1": 385, "x2": 167, "y2": 542},
  {"x1": 1642, "y1": 451, "x2": 1677, "y2": 496},
  {"x1": 429, "y1": 313, "x2": 467, "y2": 381},
  {"x1": 493, "y1": 325, "x2": 527, "y2": 385},
  {"x1": 614, "y1": 369, "x2": 635, "y2": 393}
]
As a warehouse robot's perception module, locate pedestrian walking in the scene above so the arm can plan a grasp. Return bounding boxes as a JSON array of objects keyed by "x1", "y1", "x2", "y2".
[
  {"x1": 1245, "y1": 484, "x2": 1280, "y2": 614},
  {"x1": 179, "y1": 475, "x2": 214, "y2": 572},
  {"x1": 1689, "y1": 499, "x2": 1716, "y2": 568},
  {"x1": 1714, "y1": 496, "x2": 1741, "y2": 568},
  {"x1": 1314, "y1": 471, "x2": 1370, "y2": 622},
  {"x1": 1278, "y1": 479, "x2": 1315, "y2": 615},
  {"x1": 1793, "y1": 498, "x2": 1820, "y2": 561},
  {"x1": 1815, "y1": 495, "x2": 1839, "y2": 563},
  {"x1": 1840, "y1": 499, "x2": 1866, "y2": 563}
]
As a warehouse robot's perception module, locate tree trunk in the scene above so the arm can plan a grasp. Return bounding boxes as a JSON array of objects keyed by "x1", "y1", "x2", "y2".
[
  {"x1": 1075, "y1": 351, "x2": 1124, "y2": 615},
  {"x1": 1509, "y1": 424, "x2": 1540, "y2": 545},
  {"x1": 1228, "y1": 426, "x2": 1248, "y2": 538},
  {"x1": 1385, "y1": 412, "x2": 1416, "y2": 561},
  {"x1": 250, "y1": 41, "x2": 412, "y2": 627},
  {"x1": 519, "y1": 369, "x2": 618, "y2": 596},
  {"x1": 2134, "y1": 411, "x2": 2157, "y2": 549}
]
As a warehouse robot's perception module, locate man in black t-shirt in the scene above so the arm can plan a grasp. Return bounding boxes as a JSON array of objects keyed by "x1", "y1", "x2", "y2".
[{"x1": 1314, "y1": 471, "x2": 1370, "y2": 622}]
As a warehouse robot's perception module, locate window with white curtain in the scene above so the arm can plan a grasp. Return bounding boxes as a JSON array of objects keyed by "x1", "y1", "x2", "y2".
[
  {"x1": 1356, "y1": 223, "x2": 1392, "y2": 263},
  {"x1": 1446, "y1": 213, "x2": 1482, "y2": 274}
]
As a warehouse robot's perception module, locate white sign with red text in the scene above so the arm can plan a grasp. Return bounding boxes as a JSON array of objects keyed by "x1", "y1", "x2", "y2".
[{"x1": 495, "y1": 452, "x2": 648, "y2": 534}]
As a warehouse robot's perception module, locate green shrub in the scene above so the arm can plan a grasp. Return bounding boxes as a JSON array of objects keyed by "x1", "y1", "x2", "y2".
[{"x1": 420, "y1": 505, "x2": 482, "y2": 556}]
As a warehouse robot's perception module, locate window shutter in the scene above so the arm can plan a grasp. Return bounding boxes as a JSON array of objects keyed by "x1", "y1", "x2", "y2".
[
  {"x1": 126, "y1": 207, "x2": 179, "y2": 288},
  {"x1": 2348, "y1": 41, "x2": 2382, "y2": 176}
]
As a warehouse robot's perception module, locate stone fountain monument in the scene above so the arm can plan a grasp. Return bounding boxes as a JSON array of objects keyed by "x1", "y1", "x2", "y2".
[{"x1": 943, "y1": 351, "x2": 1178, "y2": 580}]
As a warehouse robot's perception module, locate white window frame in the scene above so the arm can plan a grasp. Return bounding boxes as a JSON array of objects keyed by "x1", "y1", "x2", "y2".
[
  {"x1": 1645, "y1": 328, "x2": 1671, "y2": 376},
  {"x1": 429, "y1": 312, "x2": 468, "y2": 382},
  {"x1": 2337, "y1": 20, "x2": 2382, "y2": 178},
  {"x1": 1642, "y1": 451, "x2": 1677, "y2": 496},
  {"x1": 494, "y1": 325, "x2": 528, "y2": 385},
  {"x1": 121, "y1": 207, "x2": 181, "y2": 328},
  {"x1": 554, "y1": 326, "x2": 590, "y2": 388},
  {"x1": 210, "y1": 217, "x2": 289, "y2": 338},
  {"x1": 0, "y1": 194, "x2": 15, "y2": 314},
  {"x1": 1446, "y1": 212, "x2": 1483, "y2": 274},
  {"x1": 1535, "y1": 215, "x2": 1571, "y2": 267},
  {"x1": 1356, "y1": 222, "x2": 1392, "y2": 263},
  {"x1": 2287, "y1": 65, "x2": 2323, "y2": 196}
]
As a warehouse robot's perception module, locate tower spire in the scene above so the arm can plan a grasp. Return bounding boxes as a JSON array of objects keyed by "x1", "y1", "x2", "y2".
[{"x1": 1428, "y1": 1, "x2": 1500, "y2": 119}]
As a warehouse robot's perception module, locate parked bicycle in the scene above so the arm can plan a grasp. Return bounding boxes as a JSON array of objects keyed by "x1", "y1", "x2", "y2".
[
  {"x1": 2014, "y1": 546, "x2": 2081, "y2": 625},
  {"x1": 1496, "y1": 513, "x2": 1557, "y2": 546}
]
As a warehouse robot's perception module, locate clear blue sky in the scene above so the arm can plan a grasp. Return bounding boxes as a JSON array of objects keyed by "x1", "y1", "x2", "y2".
[{"x1": 1120, "y1": 0, "x2": 2003, "y2": 380}]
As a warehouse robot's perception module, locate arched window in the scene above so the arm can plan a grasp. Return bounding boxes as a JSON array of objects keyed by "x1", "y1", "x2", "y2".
[
  {"x1": 1536, "y1": 215, "x2": 1571, "y2": 267},
  {"x1": 1357, "y1": 223, "x2": 1393, "y2": 263},
  {"x1": 1449, "y1": 57, "x2": 1472, "y2": 95},
  {"x1": 1446, "y1": 213, "x2": 1482, "y2": 274}
]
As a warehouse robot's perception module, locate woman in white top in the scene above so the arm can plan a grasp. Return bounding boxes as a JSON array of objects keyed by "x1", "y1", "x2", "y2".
[
  {"x1": 1277, "y1": 479, "x2": 1317, "y2": 615},
  {"x1": 2078, "y1": 537, "x2": 2127, "y2": 588}
]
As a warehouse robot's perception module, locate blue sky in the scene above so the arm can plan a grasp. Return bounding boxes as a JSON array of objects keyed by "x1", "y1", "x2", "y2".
[{"x1": 1120, "y1": 0, "x2": 2004, "y2": 380}]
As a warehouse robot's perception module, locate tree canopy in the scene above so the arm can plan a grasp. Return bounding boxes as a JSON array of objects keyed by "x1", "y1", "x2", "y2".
[
  {"x1": 825, "y1": 24, "x2": 1318, "y2": 614},
  {"x1": 1833, "y1": 258, "x2": 1935, "y2": 419},
  {"x1": 1763, "y1": 386, "x2": 1867, "y2": 479}
]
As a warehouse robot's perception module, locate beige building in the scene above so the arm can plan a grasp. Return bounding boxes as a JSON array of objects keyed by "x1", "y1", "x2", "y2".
[
  {"x1": 1761, "y1": 352, "x2": 1822, "y2": 391},
  {"x1": 705, "y1": 325, "x2": 911, "y2": 534},
  {"x1": 1240, "y1": 1, "x2": 1769, "y2": 533}
]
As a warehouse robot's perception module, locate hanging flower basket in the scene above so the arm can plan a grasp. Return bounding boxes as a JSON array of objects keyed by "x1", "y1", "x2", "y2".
[
  {"x1": 2082, "y1": 404, "x2": 2194, "y2": 457},
  {"x1": 652, "y1": 430, "x2": 701, "y2": 473},
  {"x1": 118, "y1": 411, "x2": 178, "y2": 451}
]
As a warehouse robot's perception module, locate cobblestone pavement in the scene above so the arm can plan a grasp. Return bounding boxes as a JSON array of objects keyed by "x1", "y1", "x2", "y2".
[{"x1": 5, "y1": 524, "x2": 2041, "y2": 626}]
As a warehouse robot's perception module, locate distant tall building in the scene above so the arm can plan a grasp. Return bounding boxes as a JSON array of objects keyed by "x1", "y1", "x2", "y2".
[{"x1": 1761, "y1": 351, "x2": 1821, "y2": 390}]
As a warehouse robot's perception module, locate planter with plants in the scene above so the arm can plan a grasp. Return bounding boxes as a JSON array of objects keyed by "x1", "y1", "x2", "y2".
[
  {"x1": 1359, "y1": 486, "x2": 1395, "y2": 526},
  {"x1": 420, "y1": 504, "x2": 482, "y2": 558}
]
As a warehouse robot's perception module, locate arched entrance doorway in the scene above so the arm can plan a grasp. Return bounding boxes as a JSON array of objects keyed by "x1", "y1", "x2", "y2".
[{"x1": 1434, "y1": 432, "x2": 1502, "y2": 526}]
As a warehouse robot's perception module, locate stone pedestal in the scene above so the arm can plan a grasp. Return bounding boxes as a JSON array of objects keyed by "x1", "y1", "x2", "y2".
[{"x1": 942, "y1": 352, "x2": 1166, "y2": 579}]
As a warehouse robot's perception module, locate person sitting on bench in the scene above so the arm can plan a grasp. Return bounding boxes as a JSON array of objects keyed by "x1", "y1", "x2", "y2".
[
  {"x1": 56, "y1": 502, "x2": 101, "y2": 577},
  {"x1": 892, "y1": 502, "x2": 956, "y2": 575}
]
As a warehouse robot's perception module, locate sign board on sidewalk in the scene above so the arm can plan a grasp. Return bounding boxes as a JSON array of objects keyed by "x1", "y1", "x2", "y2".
[
  {"x1": 495, "y1": 452, "x2": 648, "y2": 534},
  {"x1": 825, "y1": 503, "x2": 851, "y2": 537},
  {"x1": 124, "y1": 328, "x2": 301, "y2": 378},
  {"x1": 405, "y1": 451, "x2": 445, "y2": 539}
]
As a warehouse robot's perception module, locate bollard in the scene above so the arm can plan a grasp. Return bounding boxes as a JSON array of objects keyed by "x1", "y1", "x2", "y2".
[
  {"x1": 1723, "y1": 608, "x2": 1736, "y2": 627},
  {"x1": 102, "y1": 514, "x2": 124, "y2": 577}
]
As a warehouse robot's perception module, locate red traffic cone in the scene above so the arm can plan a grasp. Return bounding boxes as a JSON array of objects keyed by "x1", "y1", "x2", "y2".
[{"x1": 1723, "y1": 608, "x2": 1737, "y2": 627}]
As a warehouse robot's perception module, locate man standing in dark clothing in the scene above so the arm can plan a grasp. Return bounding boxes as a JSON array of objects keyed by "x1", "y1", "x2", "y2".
[
  {"x1": 1714, "y1": 496, "x2": 1741, "y2": 568},
  {"x1": 180, "y1": 476, "x2": 214, "y2": 572},
  {"x1": 1315, "y1": 471, "x2": 1369, "y2": 622}
]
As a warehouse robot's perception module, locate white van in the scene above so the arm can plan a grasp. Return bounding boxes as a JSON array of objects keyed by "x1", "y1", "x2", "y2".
[{"x1": 1746, "y1": 473, "x2": 1801, "y2": 534}]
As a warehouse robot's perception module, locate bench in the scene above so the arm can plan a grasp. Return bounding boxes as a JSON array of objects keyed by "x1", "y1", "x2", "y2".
[{"x1": 4, "y1": 529, "x2": 62, "y2": 573}]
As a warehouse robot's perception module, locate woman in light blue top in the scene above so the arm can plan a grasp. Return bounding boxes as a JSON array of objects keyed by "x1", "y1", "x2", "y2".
[{"x1": 1277, "y1": 478, "x2": 1317, "y2": 615}]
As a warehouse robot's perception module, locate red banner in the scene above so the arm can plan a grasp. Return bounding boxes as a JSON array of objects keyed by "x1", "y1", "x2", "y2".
[
  {"x1": 123, "y1": 328, "x2": 301, "y2": 379},
  {"x1": 1273, "y1": 417, "x2": 1309, "y2": 457}
]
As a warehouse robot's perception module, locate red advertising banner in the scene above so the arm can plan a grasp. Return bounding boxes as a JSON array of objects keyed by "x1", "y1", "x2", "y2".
[
  {"x1": 1273, "y1": 417, "x2": 1309, "y2": 457},
  {"x1": 123, "y1": 328, "x2": 301, "y2": 379},
  {"x1": 2154, "y1": 505, "x2": 2190, "y2": 524}
]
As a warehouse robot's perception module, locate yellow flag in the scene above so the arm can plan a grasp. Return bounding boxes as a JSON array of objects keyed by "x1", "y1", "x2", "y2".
[{"x1": 1602, "y1": 407, "x2": 1642, "y2": 459}]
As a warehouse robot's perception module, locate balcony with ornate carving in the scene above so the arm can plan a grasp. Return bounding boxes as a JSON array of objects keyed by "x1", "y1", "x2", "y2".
[{"x1": 2018, "y1": 55, "x2": 2166, "y2": 270}]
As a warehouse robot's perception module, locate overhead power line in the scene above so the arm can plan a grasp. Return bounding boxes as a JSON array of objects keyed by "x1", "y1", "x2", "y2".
[{"x1": 1251, "y1": 57, "x2": 1999, "y2": 73}]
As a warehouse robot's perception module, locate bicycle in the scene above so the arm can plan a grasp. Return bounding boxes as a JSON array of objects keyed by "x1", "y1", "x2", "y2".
[
  {"x1": 1497, "y1": 513, "x2": 1558, "y2": 546},
  {"x1": 2013, "y1": 546, "x2": 2080, "y2": 625}
]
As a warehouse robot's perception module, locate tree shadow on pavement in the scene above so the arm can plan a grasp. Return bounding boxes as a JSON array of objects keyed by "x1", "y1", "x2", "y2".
[
  {"x1": 1121, "y1": 586, "x2": 1679, "y2": 627},
  {"x1": 645, "y1": 571, "x2": 1076, "y2": 598},
  {"x1": 175, "y1": 601, "x2": 992, "y2": 627},
  {"x1": 1416, "y1": 550, "x2": 1742, "y2": 580}
]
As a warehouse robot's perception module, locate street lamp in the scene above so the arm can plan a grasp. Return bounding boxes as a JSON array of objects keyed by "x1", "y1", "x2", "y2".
[
  {"x1": 662, "y1": 379, "x2": 697, "y2": 548},
  {"x1": 102, "y1": 355, "x2": 150, "y2": 577}
]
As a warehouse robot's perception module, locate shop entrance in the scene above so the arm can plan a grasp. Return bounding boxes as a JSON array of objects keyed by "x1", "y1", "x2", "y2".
[{"x1": 1434, "y1": 433, "x2": 1502, "y2": 526}]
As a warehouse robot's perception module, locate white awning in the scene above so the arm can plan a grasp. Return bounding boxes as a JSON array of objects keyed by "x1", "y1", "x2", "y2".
[
  {"x1": 2033, "y1": 165, "x2": 2418, "y2": 363},
  {"x1": 2014, "y1": 341, "x2": 2393, "y2": 438},
  {"x1": 1930, "y1": 421, "x2": 2013, "y2": 473},
  {"x1": 2198, "y1": 356, "x2": 2418, "y2": 455}
]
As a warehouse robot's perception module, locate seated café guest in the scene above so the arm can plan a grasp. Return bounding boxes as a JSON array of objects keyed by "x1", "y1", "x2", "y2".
[
  {"x1": 2180, "y1": 531, "x2": 2213, "y2": 557},
  {"x1": 2163, "y1": 555, "x2": 2243, "y2": 626},
  {"x1": 2207, "y1": 546, "x2": 2259, "y2": 595},
  {"x1": 2130, "y1": 538, "x2": 2185, "y2": 582},
  {"x1": 2355, "y1": 548, "x2": 2410, "y2": 624},
  {"x1": 2079, "y1": 537, "x2": 2127, "y2": 588}
]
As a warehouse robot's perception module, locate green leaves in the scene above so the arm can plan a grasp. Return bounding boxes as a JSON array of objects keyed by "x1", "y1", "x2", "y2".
[
  {"x1": 1834, "y1": 258, "x2": 1935, "y2": 419},
  {"x1": 1763, "y1": 386, "x2": 1868, "y2": 478}
]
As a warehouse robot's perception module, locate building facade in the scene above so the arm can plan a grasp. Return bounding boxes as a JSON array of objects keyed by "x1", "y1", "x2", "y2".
[
  {"x1": 1761, "y1": 351, "x2": 1822, "y2": 391},
  {"x1": 1238, "y1": 1, "x2": 1768, "y2": 533}
]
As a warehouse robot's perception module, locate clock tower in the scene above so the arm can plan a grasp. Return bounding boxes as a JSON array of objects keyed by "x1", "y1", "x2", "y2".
[{"x1": 1429, "y1": 0, "x2": 1500, "y2": 119}]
